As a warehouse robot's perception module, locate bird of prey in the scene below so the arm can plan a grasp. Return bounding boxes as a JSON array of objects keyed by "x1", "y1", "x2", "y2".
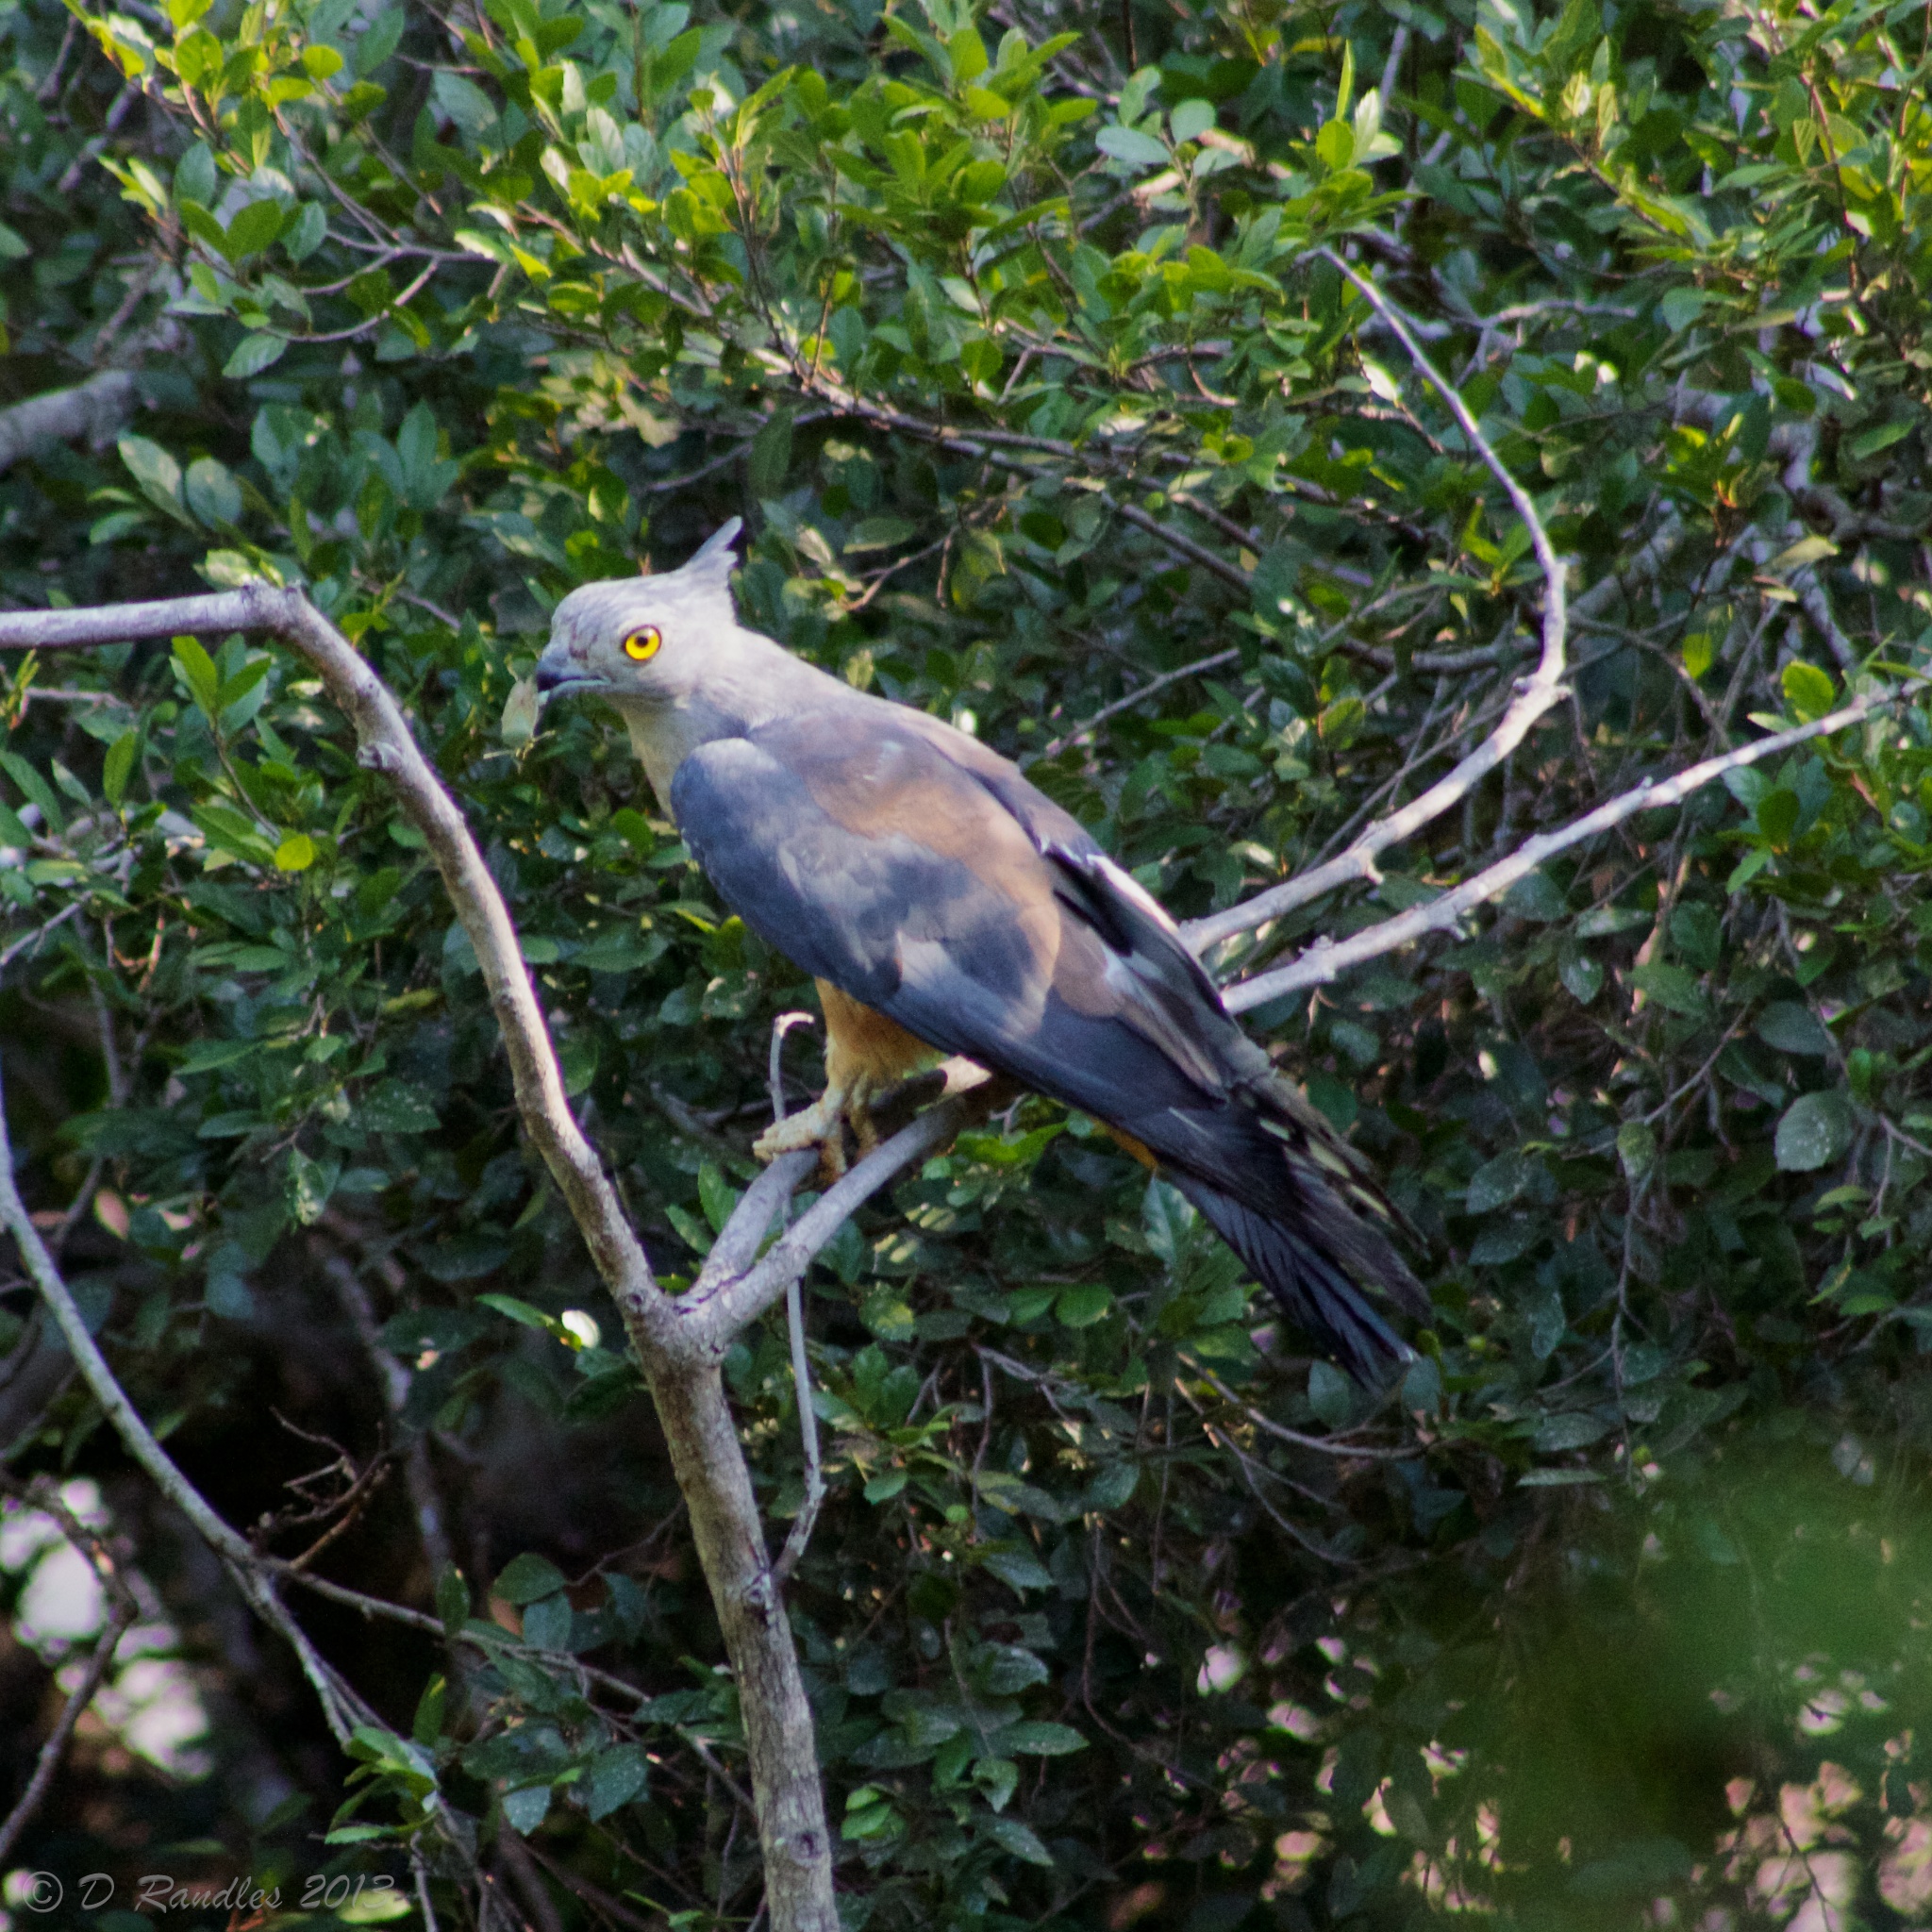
[{"x1": 534, "y1": 520, "x2": 1428, "y2": 1378}]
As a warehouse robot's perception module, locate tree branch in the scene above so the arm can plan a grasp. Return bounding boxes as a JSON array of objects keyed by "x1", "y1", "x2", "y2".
[
  {"x1": 1222, "y1": 677, "x2": 1915, "y2": 1009},
  {"x1": 0, "y1": 1474, "x2": 139, "y2": 1862},
  {"x1": 1035, "y1": 647, "x2": 1241, "y2": 760},
  {"x1": 0, "y1": 370, "x2": 137, "y2": 476},
  {"x1": 766, "y1": 1016, "x2": 826, "y2": 1591},
  {"x1": 679, "y1": 1067, "x2": 1004, "y2": 1359},
  {"x1": 0, "y1": 586, "x2": 668, "y2": 1337},
  {"x1": 1182, "y1": 257, "x2": 1572, "y2": 956},
  {"x1": 0, "y1": 1053, "x2": 369, "y2": 1747}
]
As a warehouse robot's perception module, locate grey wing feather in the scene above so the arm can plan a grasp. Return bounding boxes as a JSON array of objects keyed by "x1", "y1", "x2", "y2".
[{"x1": 671, "y1": 706, "x2": 1427, "y2": 1379}]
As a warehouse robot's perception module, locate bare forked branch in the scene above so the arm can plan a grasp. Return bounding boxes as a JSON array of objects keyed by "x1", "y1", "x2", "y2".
[
  {"x1": 682, "y1": 1065, "x2": 1005, "y2": 1357},
  {"x1": 0, "y1": 1474, "x2": 139, "y2": 1863},
  {"x1": 1223, "y1": 678, "x2": 1917, "y2": 1011},
  {"x1": 0, "y1": 1055, "x2": 369, "y2": 1747},
  {"x1": 1186, "y1": 255, "x2": 1572, "y2": 958}
]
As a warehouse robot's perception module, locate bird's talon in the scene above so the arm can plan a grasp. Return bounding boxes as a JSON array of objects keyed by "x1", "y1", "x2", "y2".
[{"x1": 753, "y1": 1090, "x2": 845, "y2": 1165}]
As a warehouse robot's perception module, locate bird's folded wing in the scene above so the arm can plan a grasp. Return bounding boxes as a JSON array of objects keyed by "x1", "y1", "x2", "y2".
[{"x1": 668, "y1": 710, "x2": 1249, "y2": 1118}]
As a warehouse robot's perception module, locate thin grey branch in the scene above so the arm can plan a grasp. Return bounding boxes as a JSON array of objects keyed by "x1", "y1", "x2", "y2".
[
  {"x1": 0, "y1": 1055, "x2": 365, "y2": 1745},
  {"x1": 681, "y1": 1066, "x2": 1003, "y2": 1357},
  {"x1": 0, "y1": 371, "x2": 137, "y2": 475},
  {"x1": 1224, "y1": 676, "x2": 1919, "y2": 1009},
  {"x1": 1185, "y1": 256, "x2": 1571, "y2": 956},
  {"x1": 0, "y1": 1476, "x2": 139, "y2": 1862},
  {"x1": 766, "y1": 1011, "x2": 825, "y2": 1590},
  {"x1": 1036, "y1": 647, "x2": 1241, "y2": 760}
]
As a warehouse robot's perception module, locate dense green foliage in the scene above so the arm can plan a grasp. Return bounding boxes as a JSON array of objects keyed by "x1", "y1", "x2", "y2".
[{"x1": 5, "y1": 0, "x2": 1932, "y2": 1923}]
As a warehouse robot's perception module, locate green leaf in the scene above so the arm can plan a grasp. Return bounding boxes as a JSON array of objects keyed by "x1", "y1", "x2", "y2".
[
  {"x1": 1630, "y1": 961, "x2": 1707, "y2": 1019},
  {"x1": 697, "y1": 1160, "x2": 739, "y2": 1235},
  {"x1": 983, "y1": 1815, "x2": 1055, "y2": 1866},
  {"x1": 494, "y1": 1552, "x2": 569, "y2": 1605},
  {"x1": 948, "y1": 24, "x2": 988, "y2": 81},
  {"x1": 1533, "y1": 1411, "x2": 1611, "y2": 1451},
  {"x1": 1617, "y1": 1121, "x2": 1656, "y2": 1181},
  {"x1": 0, "y1": 751, "x2": 65, "y2": 833},
  {"x1": 1096, "y1": 125, "x2": 1169, "y2": 167},
  {"x1": 1467, "y1": 1151, "x2": 1538, "y2": 1214},
  {"x1": 173, "y1": 636, "x2": 222, "y2": 717},
  {"x1": 585, "y1": 1742, "x2": 648, "y2": 1820},
  {"x1": 1757, "y1": 1003, "x2": 1831, "y2": 1057},
  {"x1": 355, "y1": 8, "x2": 406, "y2": 74},
  {"x1": 175, "y1": 142, "x2": 217, "y2": 206},
  {"x1": 500, "y1": 1782, "x2": 550, "y2": 1833},
  {"x1": 1658, "y1": 286, "x2": 1706, "y2": 331},
  {"x1": 284, "y1": 201, "x2": 328, "y2": 261},
  {"x1": 501, "y1": 675, "x2": 541, "y2": 746},
  {"x1": 286, "y1": 1148, "x2": 340, "y2": 1224},
  {"x1": 1002, "y1": 1721, "x2": 1087, "y2": 1756},
  {"x1": 1056, "y1": 1283, "x2": 1111, "y2": 1327},
  {"x1": 120, "y1": 435, "x2": 193, "y2": 524},
  {"x1": 225, "y1": 197, "x2": 286, "y2": 260},
  {"x1": 1769, "y1": 535, "x2": 1837, "y2": 572},
  {"x1": 363, "y1": 1079, "x2": 440, "y2": 1134},
  {"x1": 1307, "y1": 1359, "x2": 1352, "y2": 1427},
  {"x1": 1559, "y1": 948, "x2": 1604, "y2": 1004},
  {"x1": 980, "y1": 1547, "x2": 1053, "y2": 1593},
  {"x1": 275, "y1": 833, "x2": 317, "y2": 872},
  {"x1": 411, "y1": 1673, "x2": 446, "y2": 1747},
  {"x1": 1774, "y1": 1091, "x2": 1853, "y2": 1173},
  {"x1": 1757, "y1": 789, "x2": 1800, "y2": 846},
  {"x1": 225, "y1": 331, "x2": 288, "y2": 378},
  {"x1": 178, "y1": 1036, "x2": 262, "y2": 1074},
  {"x1": 1780, "y1": 660, "x2": 1836, "y2": 722},
  {"x1": 1848, "y1": 418, "x2": 1913, "y2": 460},
  {"x1": 185, "y1": 456, "x2": 242, "y2": 525},
  {"x1": 102, "y1": 728, "x2": 139, "y2": 808},
  {"x1": 748, "y1": 410, "x2": 792, "y2": 499},
  {"x1": 845, "y1": 515, "x2": 916, "y2": 552},
  {"x1": 436, "y1": 1565, "x2": 470, "y2": 1636},
  {"x1": 1170, "y1": 97, "x2": 1216, "y2": 143}
]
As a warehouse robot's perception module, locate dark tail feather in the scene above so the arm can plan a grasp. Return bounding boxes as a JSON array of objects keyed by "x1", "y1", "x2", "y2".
[{"x1": 1174, "y1": 1176, "x2": 1416, "y2": 1385}]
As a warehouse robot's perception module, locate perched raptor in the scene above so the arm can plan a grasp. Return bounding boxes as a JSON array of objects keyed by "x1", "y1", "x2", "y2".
[{"x1": 534, "y1": 520, "x2": 1428, "y2": 1379}]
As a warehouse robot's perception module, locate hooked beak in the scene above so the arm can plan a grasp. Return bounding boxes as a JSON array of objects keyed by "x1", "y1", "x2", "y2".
[{"x1": 534, "y1": 654, "x2": 604, "y2": 697}]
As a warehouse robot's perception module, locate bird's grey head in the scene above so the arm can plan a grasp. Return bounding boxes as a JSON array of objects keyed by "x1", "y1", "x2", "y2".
[{"x1": 534, "y1": 518, "x2": 743, "y2": 712}]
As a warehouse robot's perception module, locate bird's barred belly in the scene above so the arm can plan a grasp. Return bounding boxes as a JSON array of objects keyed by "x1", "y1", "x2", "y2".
[{"x1": 816, "y1": 979, "x2": 944, "y2": 1088}]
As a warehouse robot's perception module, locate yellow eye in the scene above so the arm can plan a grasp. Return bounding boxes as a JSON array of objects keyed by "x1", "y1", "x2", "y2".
[{"x1": 623, "y1": 625, "x2": 662, "y2": 662}]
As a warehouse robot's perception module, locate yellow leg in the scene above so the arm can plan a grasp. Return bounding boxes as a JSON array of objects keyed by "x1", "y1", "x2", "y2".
[
  {"x1": 751, "y1": 1072, "x2": 881, "y2": 1179},
  {"x1": 753, "y1": 981, "x2": 935, "y2": 1179}
]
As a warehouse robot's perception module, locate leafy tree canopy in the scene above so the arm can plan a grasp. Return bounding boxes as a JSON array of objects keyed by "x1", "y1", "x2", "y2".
[{"x1": 2, "y1": 0, "x2": 1932, "y2": 1922}]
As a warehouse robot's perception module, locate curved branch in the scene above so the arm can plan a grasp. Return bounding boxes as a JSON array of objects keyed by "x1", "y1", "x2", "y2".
[
  {"x1": 0, "y1": 1055, "x2": 366, "y2": 1745},
  {"x1": 1184, "y1": 257, "x2": 1572, "y2": 957},
  {"x1": 0, "y1": 1475, "x2": 140, "y2": 1862},
  {"x1": 1223, "y1": 677, "x2": 1917, "y2": 1009}
]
